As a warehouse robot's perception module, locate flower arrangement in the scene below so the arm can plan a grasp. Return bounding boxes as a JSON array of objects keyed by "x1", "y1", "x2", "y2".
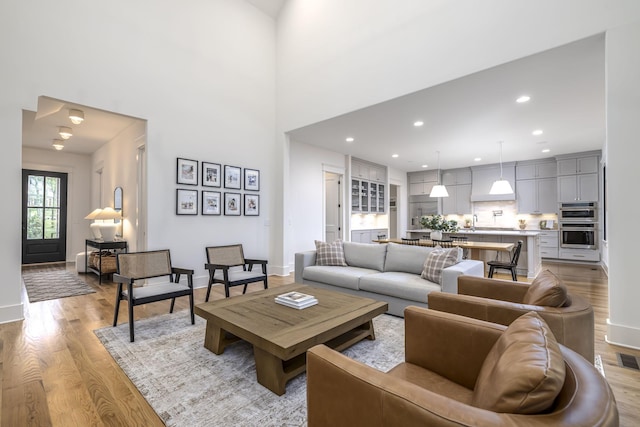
[{"x1": 419, "y1": 214, "x2": 459, "y2": 232}]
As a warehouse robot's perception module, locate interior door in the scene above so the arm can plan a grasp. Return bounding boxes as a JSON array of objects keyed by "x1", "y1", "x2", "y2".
[
  {"x1": 325, "y1": 172, "x2": 342, "y2": 242},
  {"x1": 22, "y1": 169, "x2": 68, "y2": 264}
]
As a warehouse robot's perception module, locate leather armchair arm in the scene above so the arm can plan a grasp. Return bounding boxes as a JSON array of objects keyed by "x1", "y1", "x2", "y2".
[
  {"x1": 404, "y1": 307, "x2": 505, "y2": 389},
  {"x1": 457, "y1": 275, "x2": 529, "y2": 302}
]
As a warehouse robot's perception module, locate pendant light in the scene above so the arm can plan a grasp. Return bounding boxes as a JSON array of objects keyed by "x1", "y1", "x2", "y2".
[
  {"x1": 429, "y1": 151, "x2": 449, "y2": 197},
  {"x1": 489, "y1": 141, "x2": 514, "y2": 195}
]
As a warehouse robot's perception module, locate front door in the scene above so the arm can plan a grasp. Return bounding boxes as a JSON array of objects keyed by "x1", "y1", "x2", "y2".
[{"x1": 22, "y1": 169, "x2": 68, "y2": 264}]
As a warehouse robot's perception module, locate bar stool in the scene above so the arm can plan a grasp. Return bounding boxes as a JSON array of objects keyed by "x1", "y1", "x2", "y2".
[
  {"x1": 487, "y1": 240, "x2": 523, "y2": 281},
  {"x1": 431, "y1": 239, "x2": 454, "y2": 248},
  {"x1": 401, "y1": 237, "x2": 420, "y2": 246}
]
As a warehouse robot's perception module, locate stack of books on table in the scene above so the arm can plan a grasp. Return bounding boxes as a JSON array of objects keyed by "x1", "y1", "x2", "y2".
[{"x1": 275, "y1": 291, "x2": 318, "y2": 309}]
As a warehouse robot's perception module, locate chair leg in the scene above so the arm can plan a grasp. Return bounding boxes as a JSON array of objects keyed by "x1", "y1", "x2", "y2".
[
  {"x1": 128, "y1": 302, "x2": 135, "y2": 342},
  {"x1": 488, "y1": 266, "x2": 495, "y2": 278},
  {"x1": 169, "y1": 297, "x2": 176, "y2": 313},
  {"x1": 225, "y1": 284, "x2": 230, "y2": 298},
  {"x1": 113, "y1": 284, "x2": 122, "y2": 327},
  {"x1": 189, "y1": 292, "x2": 195, "y2": 324},
  {"x1": 242, "y1": 284, "x2": 248, "y2": 294},
  {"x1": 205, "y1": 282, "x2": 212, "y2": 302},
  {"x1": 511, "y1": 268, "x2": 518, "y2": 281},
  {"x1": 263, "y1": 278, "x2": 268, "y2": 290}
]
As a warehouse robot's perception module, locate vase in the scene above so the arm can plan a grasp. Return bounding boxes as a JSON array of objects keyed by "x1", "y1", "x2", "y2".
[{"x1": 430, "y1": 230, "x2": 443, "y2": 241}]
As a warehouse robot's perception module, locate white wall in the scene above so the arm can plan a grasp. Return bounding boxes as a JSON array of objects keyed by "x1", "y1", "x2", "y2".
[
  {"x1": 288, "y1": 140, "x2": 346, "y2": 267},
  {"x1": 22, "y1": 147, "x2": 93, "y2": 262},
  {"x1": 91, "y1": 119, "x2": 146, "y2": 252},
  {"x1": 0, "y1": 0, "x2": 276, "y2": 322},
  {"x1": 605, "y1": 20, "x2": 640, "y2": 349}
]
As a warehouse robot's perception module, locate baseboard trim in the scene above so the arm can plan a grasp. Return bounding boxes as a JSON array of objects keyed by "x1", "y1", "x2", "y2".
[
  {"x1": 268, "y1": 265, "x2": 291, "y2": 277},
  {"x1": 606, "y1": 318, "x2": 640, "y2": 350},
  {"x1": 0, "y1": 303, "x2": 24, "y2": 325}
]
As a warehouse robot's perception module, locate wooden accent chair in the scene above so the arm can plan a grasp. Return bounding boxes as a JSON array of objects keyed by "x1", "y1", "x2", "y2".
[
  {"x1": 113, "y1": 249, "x2": 194, "y2": 342},
  {"x1": 204, "y1": 244, "x2": 268, "y2": 300}
]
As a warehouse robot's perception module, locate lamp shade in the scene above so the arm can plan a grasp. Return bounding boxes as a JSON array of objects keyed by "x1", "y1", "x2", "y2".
[
  {"x1": 84, "y1": 208, "x2": 103, "y2": 220},
  {"x1": 429, "y1": 184, "x2": 449, "y2": 197},
  {"x1": 94, "y1": 207, "x2": 122, "y2": 220},
  {"x1": 489, "y1": 179, "x2": 514, "y2": 195}
]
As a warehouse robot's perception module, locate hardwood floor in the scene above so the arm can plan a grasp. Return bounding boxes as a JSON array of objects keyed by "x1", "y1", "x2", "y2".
[{"x1": 2, "y1": 262, "x2": 639, "y2": 426}]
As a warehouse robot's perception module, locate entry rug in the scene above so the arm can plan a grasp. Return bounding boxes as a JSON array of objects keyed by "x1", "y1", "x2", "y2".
[
  {"x1": 22, "y1": 267, "x2": 96, "y2": 303},
  {"x1": 94, "y1": 311, "x2": 405, "y2": 427}
]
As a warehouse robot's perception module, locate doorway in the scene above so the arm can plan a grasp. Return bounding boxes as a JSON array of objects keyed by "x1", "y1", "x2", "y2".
[
  {"x1": 324, "y1": 172, "x2": 342, "y2": 242},
  {"x1": 390, "y1": 184, "x2": 398, "y2": 238},
  {"x1": 22, "y1": 169, "x2": 68, "y2": 264}
]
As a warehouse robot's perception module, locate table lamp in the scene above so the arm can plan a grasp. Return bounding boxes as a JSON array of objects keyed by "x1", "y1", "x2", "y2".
[
  {"x1": 84, "y1": 208, "x2": 103, "y2": 239},
  {"x1": 94, "y1": 207, "x2": 122, "y2": 241}
]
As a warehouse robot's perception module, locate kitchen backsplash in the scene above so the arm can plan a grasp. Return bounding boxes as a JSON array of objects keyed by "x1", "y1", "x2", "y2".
[{"x1": 444, "y1": 201, "x2": 558, "y2": 230}]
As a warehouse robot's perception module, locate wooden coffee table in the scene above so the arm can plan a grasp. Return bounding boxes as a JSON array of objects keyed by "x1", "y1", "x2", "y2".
[{"x1": 194, "y1": 283, "x2": 388, "y2": 395}]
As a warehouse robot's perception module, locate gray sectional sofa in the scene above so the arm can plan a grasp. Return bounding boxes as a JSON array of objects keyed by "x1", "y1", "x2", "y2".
[{"x1": 294, "y1": 242, "x2": 484, "y2": 316}]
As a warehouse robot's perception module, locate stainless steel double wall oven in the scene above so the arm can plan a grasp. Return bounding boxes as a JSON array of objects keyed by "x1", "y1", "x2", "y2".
[{"x1": 559, "y1": 202, "x2": 598, "y2": 249}]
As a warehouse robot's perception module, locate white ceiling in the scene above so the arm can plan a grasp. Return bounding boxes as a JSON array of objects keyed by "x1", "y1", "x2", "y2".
[
  {"x1": 287, "y1": 34, "x2": 605, "y2": 172},
  {"x1": 22, "y1": 96, "x2": 141, "y2": 155}
]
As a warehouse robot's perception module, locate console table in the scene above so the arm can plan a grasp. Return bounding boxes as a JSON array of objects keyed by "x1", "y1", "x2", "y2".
[{"x1": 85, "y1": 239, "x2": 128, "y2": 284}]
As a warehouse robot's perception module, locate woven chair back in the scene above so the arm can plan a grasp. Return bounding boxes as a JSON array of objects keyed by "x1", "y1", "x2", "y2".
[
  {"x1": 117, "y1": 250, "x2": 172, "y2": 279},
  {"x1": 206, "y1": 244, "x2": 245, "y2": 267}
]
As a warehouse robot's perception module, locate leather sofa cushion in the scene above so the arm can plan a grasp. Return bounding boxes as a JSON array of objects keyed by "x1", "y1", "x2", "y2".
[
  {"x1": 343, "y1": 242, "x2": 387, "y2": 271},
  {"x1": 359, "y1": 272, "x2": 440, "y2": 303},
  {"x1": 523, "y1": 269, "x2": 568, "y2": 307},
  {"x1": 472, "y1": 311, "x2": 566, "y2": 414},
  {"x1": 383, "y1": 243, "x2": 433, "y2": 275},
  {"x1": 314, "y1": 240, "x2": 347, "y2": 266}
]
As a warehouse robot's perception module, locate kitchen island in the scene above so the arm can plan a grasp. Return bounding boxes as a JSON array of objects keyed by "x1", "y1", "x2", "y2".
[{"x1": 406, "y1": 228, "x2": 542, "y2": 279}]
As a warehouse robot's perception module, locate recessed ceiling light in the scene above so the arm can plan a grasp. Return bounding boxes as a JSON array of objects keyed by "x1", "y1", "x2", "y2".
[
  {"x1": 413, "y1": 121, "x2": 424, "y2": 127},
  {"x1": 474, "y1": 157, "x2": 482, "y2": 162},
  {"x1": 516, "y1": 95, "x2": 531, "y2": 103},
  {"x1": 542, "y1": 148, "x2": 550, "y2": 153},
  {"x1": 58, "y1": 126, "x2": 73, "y2": 139},
  {"x1": 345, "y1": 137, "x2": 354, "y2": 142},
  {"x1": 392, "y1": 154, "x2": 399, "y2": 158},
  {"x1": 421, "y1": 164, "x2": 428, "y2": 168},
  {"x1": 532, "y1": 129, "x2": 543, "y2": 136}
]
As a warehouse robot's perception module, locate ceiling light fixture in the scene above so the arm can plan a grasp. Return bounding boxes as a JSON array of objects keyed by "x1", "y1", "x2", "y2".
[
  {"x1": 69, "y1": 109, "x2": 84, "y2": 124},
  {"x1": 413, "y1": 120, "x2": 424, "y2": 127},
  {"x1": 542, "y1": 148, "x2": 550, "y2": 153},
  {"x1": 58, "y1": 126, "x2": 73, "y2": 139},
  {"x1": 345, "y1": 137, "x2": 354, "y2": 142},
  {"x1": 392, "y1": 154, "x2": 399, "y2": 158},
  {"x1": 489, "y1": 141, "x2": 514, "y2": 195},
  {"x1": 532, "y1": 129, "x2": 543, "y2": 136},
  {"x1": 516, "y1": 95, "x2": 531, "y2": 103},
  {"x1": 429, "y1": 151, "x2": 449, "y2": 198},
  {"x1": 474, "y1": 157, "x2": 482, "y2": 162},
  {"x1": 421, "y1": 164, "x2": 428, "y2": 168},
  {"x1": 52, "y1": 139, "x2": 65, "y2": 150}
]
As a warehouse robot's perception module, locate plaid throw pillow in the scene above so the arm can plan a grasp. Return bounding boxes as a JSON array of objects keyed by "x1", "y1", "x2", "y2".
[
  {"x1": 315, "y1": 240, "x2": 347, "y2": 266},
  {"x1": 421, "y1": 247, "x2": 459, "y2": 284}
]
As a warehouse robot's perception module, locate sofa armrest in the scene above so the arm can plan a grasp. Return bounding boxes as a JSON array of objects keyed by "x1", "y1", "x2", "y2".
[
  {"x1": 294, "y1": 250, "x2": 316, "y2": 283},
  {"x1": 404, "y1": 307, "x2": 505, "y2": 389},
  {"x1": 307, "y1": 344, "x2": 504, "y2": 427},
  {"x1": 441, "y1": 260, "x2": 484, "y2": 294},
  {"x1": 457, "y1": 275, "x2": 529, "y2": 302}
]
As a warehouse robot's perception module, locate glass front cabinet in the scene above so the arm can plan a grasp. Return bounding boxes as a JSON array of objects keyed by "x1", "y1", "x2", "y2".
[{"x1": 353, "y1": 179, "x2": 385, "y2": 214}]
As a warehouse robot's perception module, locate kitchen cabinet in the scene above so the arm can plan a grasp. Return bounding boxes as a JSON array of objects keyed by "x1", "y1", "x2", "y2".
[
  {"x1": 558, "y1": 173, "x2": 598, "y2": 202},
  {"x1": 516, "y1": 177, "x2": 557, "y2": 214},
  {"x1": 369, "y1": 182, "x2": 386, "y2": 213},
  {"x1": 470, "y1": 162, "x2": 516, "y2": 201},
  {"x1": 516, "y1": 159, "x2": 557, "y2": 180},
  {"x1": 558, "y1": 247, "x2": 600, "y2": 262},
  {"x1": 351, "y1": 229, "x2": 387, "y2": 243},
  {"x1": 538, "y1": 230, "x2": 559, "y2": 259},
  {"x1": 442, "y1": 168, "x2": 472, "y2": 185},
  {"x1": 351, "y1": 158, "x2": 387, "y2": 213},
  {"x1": 442, "y1": 184, "x2": 471, "y2": 215},
  {"x1": 557, "y1": 155, "x2": 599, "y2": 176},
  {"x1": 408, "y1": 170, "x2": 439, "y2": 196},
  {"x1": 352, "y1": 158, "x2": 387, "y2": 183},
  {"x1": 351, "y1": 179, "x2": 369, "y2": 212}
]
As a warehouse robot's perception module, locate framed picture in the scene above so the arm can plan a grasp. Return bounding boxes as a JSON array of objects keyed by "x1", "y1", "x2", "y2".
[
  {"x1": 201, "y1": 191, "x2": 221, "y2": 215},
  {"x1": 202, "y1": 162, "x2": 221, "y2": 187},
  {"x1": 244, "y1": 168, "x2": 260, "y2": 191},
  {"x1": 176, "y1": 189, "x2": 198, "y2": 215},
  {"x1": 224, "y1": 192, "x2": 241, "y2": 216},
  {"x1": 244, "y1": 194, "x2": 260, "y2": 216},
  {"x1": 224, "y1": 165, "x2": 242, "y2": 189},
  {"x1": 177, "y1": 158, "x2": 198, "y2": 185}
]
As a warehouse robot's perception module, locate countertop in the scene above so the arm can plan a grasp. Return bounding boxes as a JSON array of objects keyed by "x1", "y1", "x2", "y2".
[{"x1": 406, "y1": 228, "x2": 544, "y2": 236}]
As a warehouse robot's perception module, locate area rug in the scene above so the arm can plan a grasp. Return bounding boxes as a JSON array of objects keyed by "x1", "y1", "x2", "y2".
[
  {"x1": 94, "y1": 311, "x2": 405, "y2": 427},
  {"x1": 22, "y1": 267, "x2": 96, "y2": 303}
]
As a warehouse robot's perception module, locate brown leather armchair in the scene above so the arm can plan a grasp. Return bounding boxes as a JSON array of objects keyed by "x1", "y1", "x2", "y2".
[
  {"x1": 306, "y1": 308, "x2": 618, "y2": 427},
  {"x1": 427, "y1": 274, "x2": 595, "y2": 362}
]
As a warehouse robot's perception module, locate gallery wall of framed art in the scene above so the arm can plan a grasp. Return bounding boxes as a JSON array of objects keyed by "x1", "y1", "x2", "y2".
[{"x1": 175, "y1": 157, "x2": 260, "y2": 217}]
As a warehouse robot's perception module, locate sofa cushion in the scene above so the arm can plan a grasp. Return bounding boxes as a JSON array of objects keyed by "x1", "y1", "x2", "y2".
[
  {"x1": 421, "y1": 248, "x2": 460, "y2": 284},
  {"x1": 359, "y1": 272, "x2": 440, "y2": 303},
  {"x1": 343, "y1": 242, "x2": 387, "y2": 271},
  {"x1": 472, "y1": 311, "x2": 566, "y2": 414},
  {"x1": 314, "y1": 240, "x2": 347, "y2": 266},
  {"x1": 523, "y1": 269, "x2": 568, "y2": 307},
  {"x1": 303, "y1": 265, "x2": 377, "y2": 290},
  {"x1": 383, "y1": 243, "x2": 433, "y2": 275}
]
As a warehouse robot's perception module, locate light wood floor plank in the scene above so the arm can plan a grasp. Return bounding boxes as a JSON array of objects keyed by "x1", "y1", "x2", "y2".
[{"x1": 1, "y1": 262, "x2": 639, "y2": 426}]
